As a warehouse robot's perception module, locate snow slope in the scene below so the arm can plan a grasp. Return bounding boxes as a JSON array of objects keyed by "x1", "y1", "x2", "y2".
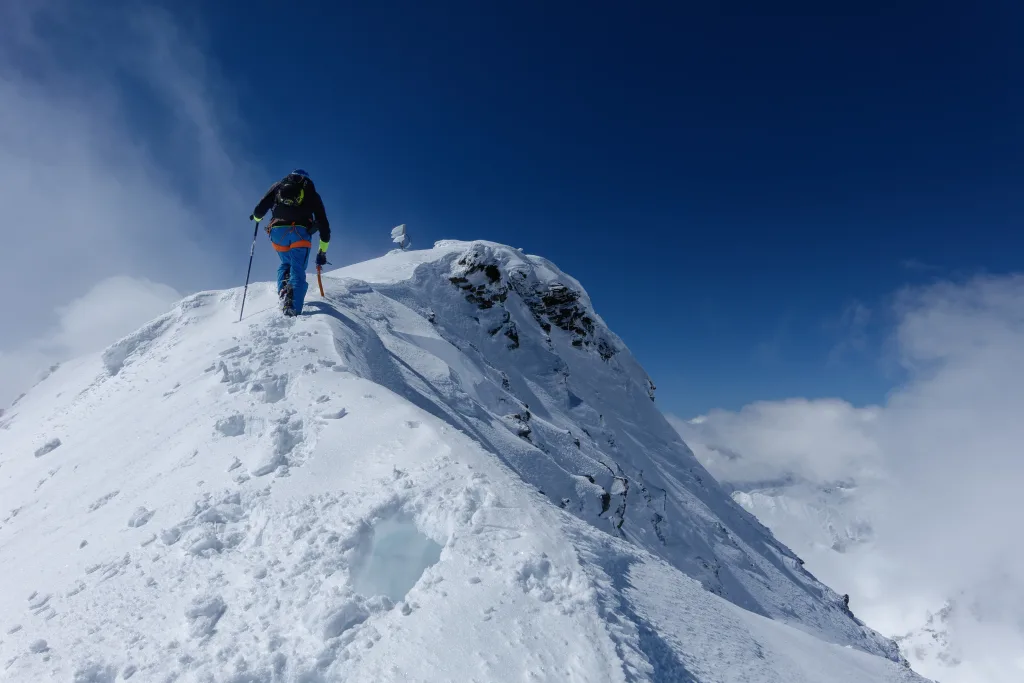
[{"x1": 0, "y1": 240, "x2": 927, "y2": 682}]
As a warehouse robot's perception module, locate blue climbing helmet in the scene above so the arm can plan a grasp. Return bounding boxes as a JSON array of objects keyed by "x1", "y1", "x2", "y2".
[{"x1": 290, "y1": 168, "x2": 310, "y2": 179}]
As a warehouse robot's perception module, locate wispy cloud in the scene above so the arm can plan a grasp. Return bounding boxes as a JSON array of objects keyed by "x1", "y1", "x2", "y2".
[
  {"x1": 0, "y1": 1, "x2": 262, "y2": 405},
  {"x1": 900, "y1": 258, "x2": 942, "y2": 273},
  {"x1": 672, "y1": 398, "x2": 883, "y2": 487},
  {"x1": 0, "y1": 277, "x2": 182, "y2": 403},
  {"x1": 671, "y1": 273, "x2": 1024, "y2": 682},
  {"x1": 753, "y1": 313, "x2": 795, "y2": 365},
  {"x1": 826, "y1": 299, "x2": 873, "y2": 364}
]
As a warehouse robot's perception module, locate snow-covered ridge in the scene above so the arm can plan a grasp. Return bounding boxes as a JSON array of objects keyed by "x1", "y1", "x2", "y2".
[{"x1": 0, "y1": 240, "x2": 926, "y2": 681}]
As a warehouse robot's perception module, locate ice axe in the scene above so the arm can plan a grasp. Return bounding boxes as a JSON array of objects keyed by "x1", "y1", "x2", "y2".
[{"x1": 316, "y1": 264, "x2": 325, "y2": 297}]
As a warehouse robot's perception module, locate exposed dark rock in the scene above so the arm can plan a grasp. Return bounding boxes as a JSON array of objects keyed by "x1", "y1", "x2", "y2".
[
  {"x1": 447, "y1": 247, "x2": 615, "y2": 358},
  {"x1": 652, "y1": 512, "x2": 666, "y2": 544},
  {"x1": 504, "y1": 323, "x2": 519, "y2": 349},
  {"x1": 503, "y1": 411, "x2": 532, "y2": 440},
  {"x1": 448, "y1": 252, "x2": 509, "y2": 309}
]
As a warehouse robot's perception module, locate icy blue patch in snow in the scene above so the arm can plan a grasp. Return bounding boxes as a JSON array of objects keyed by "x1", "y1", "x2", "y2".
[{"x1": 351, "y1": 518, "x2": 442, "y2": 603}]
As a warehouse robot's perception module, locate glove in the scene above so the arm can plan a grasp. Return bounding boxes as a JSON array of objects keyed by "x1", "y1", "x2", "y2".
[
  {"x1": 315, "y1": 251, "x2": 327, "y2": 267},
  {"x1": 250, "y1": 214, "x2": 262, "y2": 223}
]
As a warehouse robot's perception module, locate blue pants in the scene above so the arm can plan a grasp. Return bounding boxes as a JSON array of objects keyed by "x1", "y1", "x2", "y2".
[{"x1": 270, "y1": 225, "x2": 312, "y2": 313}]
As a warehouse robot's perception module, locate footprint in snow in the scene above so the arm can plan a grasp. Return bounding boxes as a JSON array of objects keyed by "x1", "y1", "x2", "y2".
[
  {"x1": 215, "y1": 414, "x2": 246, "y2": 437},
  {"x1": 73, "y1": 662, "x2": 118, "y2": 681},
  {"x1": 185, "y1": 595, "x2": 227, "y2": 639},
  {"x1": 244, "y1": 418, "x2": 302, "y2": 477},
  {"x1": 260, "y1": 375, "x2": 289, "y2": 403},
  {"x1": 34, "y1": 438, "x2": 62, "y2": 458},
  {"x1": 160, "y1": 527, "x2": 182, "y2": 546},
  {"x1": 28, "y1": 593, "x2": 51, "y2": 611},
  {"x1": 321, "y1": 408, "x2": 348, "y2": 420},
  {"x1": 87, "y1": 491, "x2": 119, "y2": 512},
  {"x1": 127, "y1": 507, "x2": 155, "y2": 528}
]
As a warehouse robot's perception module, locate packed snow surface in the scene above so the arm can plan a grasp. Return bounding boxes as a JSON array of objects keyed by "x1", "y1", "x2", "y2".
[{"x1": 0, "y1": 241, "x2": 928, "y2": 681}]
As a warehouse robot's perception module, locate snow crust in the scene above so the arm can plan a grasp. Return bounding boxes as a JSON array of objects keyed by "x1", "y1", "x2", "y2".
[{"x1": 0, "y1": 240, "x2": 928, "y2": 681}]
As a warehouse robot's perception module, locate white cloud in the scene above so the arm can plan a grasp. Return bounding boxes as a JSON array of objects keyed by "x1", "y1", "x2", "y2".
[
  {"x1": 0, "y1": 1, "x2": 264, "y2": 405},
  {"x1": 671, "y1": 274, "x2": 1024, "y2": 682},
  {"x1": 0, "y1": 276, "x2": 180, "y2": 404},
  {"x1": 50, "y1": 276, "x2": 182, "y2": 356},
  {"x1": 673, "y1": 399, "x2": 883, "y2": 487}
]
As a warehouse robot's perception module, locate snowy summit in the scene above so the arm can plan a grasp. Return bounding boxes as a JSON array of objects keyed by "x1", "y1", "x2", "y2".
[{"x1": 0, "y1": 241, "x2": 927, "y2": 682}]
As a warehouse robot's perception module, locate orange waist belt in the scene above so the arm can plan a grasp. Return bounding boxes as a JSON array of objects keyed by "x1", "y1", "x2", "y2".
[
  {"x1": 272, "y1": 240, "x2": 312, "y2": 252},
  {"x1": 270, "y1": 223, "x2": 312, "y2": 252}
]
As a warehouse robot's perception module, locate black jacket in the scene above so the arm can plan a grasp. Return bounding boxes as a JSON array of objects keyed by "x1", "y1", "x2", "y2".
[{"x1": 252, "y1": 176, "x2": 331, "y2": 244}]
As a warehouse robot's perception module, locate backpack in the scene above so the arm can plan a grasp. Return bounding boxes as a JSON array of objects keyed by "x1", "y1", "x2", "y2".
[{"x1": 275, "y1": 174, "x2": 308, "y2": 207}]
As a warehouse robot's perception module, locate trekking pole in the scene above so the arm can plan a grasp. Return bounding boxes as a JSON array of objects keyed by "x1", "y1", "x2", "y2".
[{"x1": 239, "y1": 220, "x2": 259, "y2": 322}]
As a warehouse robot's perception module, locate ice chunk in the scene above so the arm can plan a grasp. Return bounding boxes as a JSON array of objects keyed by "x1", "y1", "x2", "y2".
[{"x1": 351, "y1": 518, "x2": 442, "y2": 603}]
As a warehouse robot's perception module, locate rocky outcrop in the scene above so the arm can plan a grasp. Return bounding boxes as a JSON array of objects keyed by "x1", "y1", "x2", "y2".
[{"x1": 447, "y1": 247, "x2": 617, "y2": 360}]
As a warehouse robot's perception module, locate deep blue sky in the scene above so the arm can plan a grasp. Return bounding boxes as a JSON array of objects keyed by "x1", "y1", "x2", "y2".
[{"x1": 193, "y1": 2, "x2": 1023, "y2": 415}]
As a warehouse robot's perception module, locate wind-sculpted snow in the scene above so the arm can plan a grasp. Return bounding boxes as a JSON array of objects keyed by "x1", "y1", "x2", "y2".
[
  {"x1": 336, "y1": 241, "x2": 906, "y2": 657},
  {"x1": 0, "y1": 241, "x2": 927, "y2": 682}
]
